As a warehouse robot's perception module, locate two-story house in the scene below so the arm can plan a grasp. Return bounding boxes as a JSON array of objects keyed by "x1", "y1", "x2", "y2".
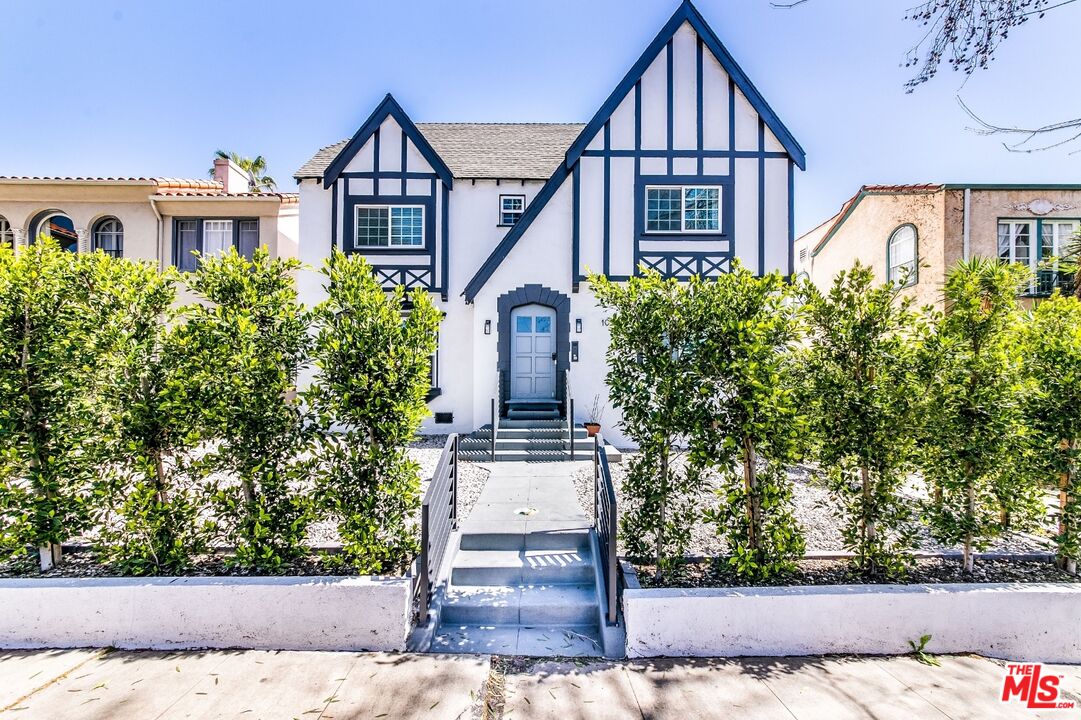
[{"x1": 294, "y1": 1, "x2": 805, "y2": 449}]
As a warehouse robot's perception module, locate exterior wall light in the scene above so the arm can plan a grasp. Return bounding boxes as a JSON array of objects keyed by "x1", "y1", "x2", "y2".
[
  {"x1": 575, "y1": 318, "x2": 583, "y2": 333},
  {"x1": 484, "y1": 319, "x2": 491, "y2": 335}
]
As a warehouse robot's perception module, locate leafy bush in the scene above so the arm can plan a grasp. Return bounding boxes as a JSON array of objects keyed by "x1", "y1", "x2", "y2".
[
  {"x1": 590, "y1": 271, "x2": 712, "y2": 579},
  {"x1": 181, "y1": 248, "x2": 314, "y2": 573},
  {"x1": 307, "y1": 252, "x2": 439, "y2": 574},
  {"x1": 89, "y1": 256, "x2": 210, "y2": 575},
  {"x1": 920, "y1": 259, "x2": 1042, "y2": 573},
  {"x1": 799, "y1": 264, "x2": 924, "y2": 578},
  {"x1": 694, "y1": 264, "x2": 805, "y2": 581},
  {"x1": 0, "y1": 239, "x2": 103, "y2": 568},
  {"x1": 1020, "y1": 292, "x2": 1081, "y2": 574}
]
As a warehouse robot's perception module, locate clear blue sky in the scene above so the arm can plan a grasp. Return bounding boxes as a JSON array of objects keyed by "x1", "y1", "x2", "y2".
[{"x1": 2, "y1": 0, "x2": 1078, "y2": 233}]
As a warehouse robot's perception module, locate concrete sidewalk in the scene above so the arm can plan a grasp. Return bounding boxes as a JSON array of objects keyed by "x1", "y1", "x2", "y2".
[{"x1": 1, "y1": 648, "x2": 1078, "y2": 719}]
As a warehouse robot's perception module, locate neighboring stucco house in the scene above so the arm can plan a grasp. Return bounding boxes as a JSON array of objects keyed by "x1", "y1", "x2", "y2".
[
  {"x1": 294, "y1": 0, "x2": 805, "y2": 448},
  {"x1": 795, "y1": 184, "x2": 1081, "y2": 308},
  {"x1": 0, "y1": 156, "x2": 299, "y2": 268}
]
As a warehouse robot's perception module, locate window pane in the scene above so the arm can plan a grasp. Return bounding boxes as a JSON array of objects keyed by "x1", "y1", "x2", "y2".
[
  {"x1": 1014, "y1": 223, "x2": 1030, "y2": 264},
  {"x1": 0, "y1": 216, "x2": 10, "y2": 248},
  {"x1": 998, "y1": 223, "x2": 1011, "y2": 260},
  {"x1": 646, "y1": 188, "x2": 681, "y2": 232},
  {"x1": 238, "y1": 220, "x2": 259, "y2": 259},
  {"x1": 683, "y1": 187, "x2": 720, "y2": 231},
  {"x1": 356, "y1": 207, "x2": 389, "y2": 247},
  {"x1": 177, "y1": 220, "x2": 199, "y2": 271},
  {"x1": 516, "y1": 316, "x2": 532, "y2": 333},
  {"x1": 500, "y1": 196, "x2": 524, "y2": 225},
  {"x1": 391, "y1": 207, "x2": 423, "y2": 246},
  {"x1": 203, "y1": 220, "x2": 233, "y2": 256},
  {"x1": 535, "y1": 316, "x2": 551, "y2": 333},
  {"x1": 888, "y1": 226, "x2": 916, "y2": 284},
  {"x1": 93, "y1": 218, "x2": 123, "y2": 258}
]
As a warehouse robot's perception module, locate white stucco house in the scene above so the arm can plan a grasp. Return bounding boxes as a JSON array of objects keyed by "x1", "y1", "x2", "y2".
[{"x1": 294, "y1": 0, "x2": 805, "y2": 449}]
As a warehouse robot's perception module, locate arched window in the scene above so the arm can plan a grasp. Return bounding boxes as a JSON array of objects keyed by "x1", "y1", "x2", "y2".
[
  {"x1": 33, "y1": 212, "x2": 78, "y2": 252},
  {"x1": 0, "y1": 216, "x2": 12, "y2": 248},
  {"x1": 887, "y1": 224, "x2": 918, "y2": 287},
  {"x1": 93, "y1": 217, "x2": 123, "y2": 258}
]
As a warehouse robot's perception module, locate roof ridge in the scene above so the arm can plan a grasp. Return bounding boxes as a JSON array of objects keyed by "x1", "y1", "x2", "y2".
[{"x1": 415, "y1": 121, "x2": 586, "y2": 126}]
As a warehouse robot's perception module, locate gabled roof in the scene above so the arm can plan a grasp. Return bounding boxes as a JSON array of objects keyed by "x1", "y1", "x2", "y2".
[
  {"x1": 565, "y1": 0, "x2": 805, "y2": 170},
  {"x1": 463, "y1": 0, "x2": 805, "y2": 301},
  {"x1": 319, "y1": 94, "x2": 455, "y2": 189},
  {"x1": 295, "y1": 123, "x2": 585, "y2": 182},
  {"x1": 809, "y1": 184, "x2": 943, "y2": 257}
]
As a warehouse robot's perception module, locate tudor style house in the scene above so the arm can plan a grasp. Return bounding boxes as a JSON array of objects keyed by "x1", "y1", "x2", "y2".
[
  {"x1": 0, "y1": 156, "x2": 299, "y2": 269},
  {"x1": 295, "y1": 1, "x2": 805, "y2": 449},
  {"x1": 795, "y1": 184, "x2": 1081, "y2": 309}
]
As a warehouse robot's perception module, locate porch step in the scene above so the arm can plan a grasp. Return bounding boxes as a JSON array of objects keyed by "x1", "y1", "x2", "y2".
[
  {"x1": 507, "y1": 409, "x2": 561, "y2": 421},
  {"x1": 441, "y1": 583, "x2": 598, "y2": 625},
  {"x1": 431, "y1": 623, "x2": 603, "y2": 657},
  {"x1": 460, "y1": 438, "x2": 594, "y2": 453},
  {"x1": 472, "y1": 427, "x2": 589, "y2": 440},
  {"x1": 497, "y1": 419, "x2": 566, "y2": 429},
  {"x1": 459, "y1": 528, "x2": 591, "y2": 552},
  {"x1": 451, "y1": 548, "x2": 595, "y2": 586}
]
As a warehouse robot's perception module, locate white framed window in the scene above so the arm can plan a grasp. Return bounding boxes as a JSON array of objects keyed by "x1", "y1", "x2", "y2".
[
  {"x1": 354, "y1": 205, "x2": 424, "y2": 248},
  {"x1": 998, "y1": 220, "x2": 1034, "y2": 268},
  {"x1": 203, "y1": 220, "x2": 234, "y2": 257},
  {"x1": 499, "y1": 195, "x2": 525, "y2": 226},
  {"x1": 887, "y1": 224, "x2": 918, "y2": 287},
  {"x1": 645, "y1": 185, "x2": 721, "y2": 233},
  {"x1": 1040, "y1": 220, "x2": 1078, "y2": 263},
  {"x1": 93, "y1": 217, "x2": 124, "y2": 258},
  {"x1": 0, "y1": 216, "x2": 12, "y2": 248}
]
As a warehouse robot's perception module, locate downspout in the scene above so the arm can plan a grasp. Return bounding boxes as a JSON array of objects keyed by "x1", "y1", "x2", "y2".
[
  {"x1": 149, "y1": 196, "x2": 164, "y2": 270},
  {"x1": 962, "y1": 188, "x2": 971, "y2": 261}
]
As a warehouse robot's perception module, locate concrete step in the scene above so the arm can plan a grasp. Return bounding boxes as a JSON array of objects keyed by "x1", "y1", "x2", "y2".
[
  {"x1": 498, "y1": 419, "x2": 566, "y2": 429},
  {"x1": 459, "y1": 528, "x2": 591, "y2": 552},
  {"x1": 441, "y1": 583, "x2": 598, "y2": 626},
  {"x1": 507, "y1": 410, "x2": 561, "y2": 420},
  {"x1": 471, "y1": 427, "x2": 588, "y2": 440},
  {"x1": 431, "y1": 623, "x2": 603, "y2": 657},
  {"x1": 486, "y1": 439, "x2": 595, "y2": 452},
  {"x1": 459, "y1": 449, "x2": 584, "y2": 462},
  {"x1": 451, "y1": 548, "x2": 594, "y2": 586}
]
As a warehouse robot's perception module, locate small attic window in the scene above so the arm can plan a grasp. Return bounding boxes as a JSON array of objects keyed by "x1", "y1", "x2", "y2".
[{"x1": 499, "y1": 195, "x2": 525, "y2": 226}]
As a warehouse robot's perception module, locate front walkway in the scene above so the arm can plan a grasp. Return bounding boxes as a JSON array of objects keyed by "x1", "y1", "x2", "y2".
[{"x1": 2, "y1": 649, "x2": 1078, "y2": 718}]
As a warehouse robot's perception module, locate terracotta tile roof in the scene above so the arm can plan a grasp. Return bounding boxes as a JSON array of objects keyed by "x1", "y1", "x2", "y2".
[
  {"x1": 0, "y1": 176, "x2": 162, "y2": 183},
  {"x1": 295, "y1": 123, "x2": 586, "y2": 181},
  {"x1": 155, "y1": 188, "x2": 299, "y2": 203}
]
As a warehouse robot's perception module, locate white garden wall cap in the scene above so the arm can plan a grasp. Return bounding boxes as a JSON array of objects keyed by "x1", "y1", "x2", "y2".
[
  {"x1": 625, "y1": 581, "x2": 1081, "y2": 599},
  {"x1": 0, "y1": 575, "x2": 409, "y2": 588}
]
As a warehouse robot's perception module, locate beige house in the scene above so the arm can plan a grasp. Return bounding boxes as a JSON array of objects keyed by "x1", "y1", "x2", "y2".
[
  {"x1": 795, "y1": 184, "x2": 1081, "y2": 308},
  {"x1": 0, "y1": 158, "x2": 299, "y2": 269}
]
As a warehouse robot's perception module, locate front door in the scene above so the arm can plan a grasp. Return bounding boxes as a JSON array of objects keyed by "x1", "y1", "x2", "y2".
[{"x1": 510, "y1": 304, "x2": 556, "y2": 400}]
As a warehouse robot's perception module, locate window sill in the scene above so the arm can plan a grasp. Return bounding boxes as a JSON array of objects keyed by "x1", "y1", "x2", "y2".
[{"x1": 426, "y1": 388, "x2": 442, "y2": 402}]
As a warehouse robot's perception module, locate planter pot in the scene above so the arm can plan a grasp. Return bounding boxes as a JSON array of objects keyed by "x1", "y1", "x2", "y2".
[
  {"x1": 584, "y1": 423, "x2": 601, "y2": 437},
  {"x1": 623, "y1": 582, "x2": 1081, "y2": 663},
  {"x1": 0, "y1": 575, "x2": 412, "y2": 652}
]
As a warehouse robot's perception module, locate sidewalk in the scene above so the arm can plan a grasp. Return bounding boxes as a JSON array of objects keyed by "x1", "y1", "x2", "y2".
[{"x1": 1, "y1": 648, "x2": 1078, "y2": 719}]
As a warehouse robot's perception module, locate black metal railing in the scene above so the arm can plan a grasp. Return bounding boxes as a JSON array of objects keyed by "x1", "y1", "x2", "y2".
[
  {"x1": 565, "y1": 370, "x2": 575, "y2": 461},
  {"x1": 593, "y1": 434, "x2": 618, "y2": 625},
  {"x1": 415, "y1": 433, "x2": 459, "y2": 622},
  {"x1": 1026, "y1": 269, "x2": 1077, "y2": 298}
]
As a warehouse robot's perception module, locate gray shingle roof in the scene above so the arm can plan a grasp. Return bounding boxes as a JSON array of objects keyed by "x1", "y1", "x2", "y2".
[{"x1": 294, "y1": 123, "x2": 585, "y2": 182}]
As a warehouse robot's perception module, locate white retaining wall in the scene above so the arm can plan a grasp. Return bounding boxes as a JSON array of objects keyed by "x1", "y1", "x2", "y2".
[
  {"x1": 0, "y1": 575, "x2": 412, "y2": 652},
  {"x1": 624, "y1": 583, "x2": 1081, "y2": 662}
]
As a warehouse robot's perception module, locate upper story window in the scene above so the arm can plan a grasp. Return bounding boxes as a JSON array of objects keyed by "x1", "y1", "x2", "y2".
[
  {"x1": 998, "y1": 220, "x2": 1033, "y2": 267},
  {"x1": 355, "y1": 205, "x2": 424, "y2": 248},
  {"x1": 35, "y1": 212, "x2": 78, "y2": 252},
  {"x1": 887, "y1": 224, "x2": 917, "y2": 287},
  {"x1": 0, "y1": 216, "x2": 12, "y2": 248},
  {"x1": 645, "y1": 185, "x2": 721, "y2": 233},
  {"x1": 174, "y1": 218, "x2": 259, "y2": 272},
  {"x1": 92, "y1": 217, "x2": 124, "y2": 258},
  {"x1": 1040, "y1": 220, "x2": 1078, "y2": 262},
  {"x1": 499, "y1": 195, "x2": 525, "y2": 226}
]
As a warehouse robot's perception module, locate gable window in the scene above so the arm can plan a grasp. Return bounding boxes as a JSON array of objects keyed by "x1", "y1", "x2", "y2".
[
  {"x1": 499, "y1": 195, "x2": 525, "y2": 226},
  {"x1": 173, "y1": 218, "x2": 259, "y2": 271},
  {"x1": 355, "y1": 205, "x2": 424, "y2": 248},
  {"x1": 887, "y1": 224, "x2": 918, "y2": 287},
  {"x1": 92, "y1": 217, "x2": 123, "y2": 258},
  {"x1": 645, "y1": 185, "x2": 721, "y2": 233}
]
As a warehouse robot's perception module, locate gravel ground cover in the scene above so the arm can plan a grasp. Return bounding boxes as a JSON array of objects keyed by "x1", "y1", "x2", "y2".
[{"x1": 573, "y1": 450, "x2": 1058, "y2": 558}]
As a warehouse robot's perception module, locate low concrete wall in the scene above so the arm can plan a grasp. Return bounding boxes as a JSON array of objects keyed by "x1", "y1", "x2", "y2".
[
  {"x1": 624, "y1": 583, "x2": 1081, "y2": 662},
  {"x1": 0, "y1": 575, "x2": 412, "y2": 652}
]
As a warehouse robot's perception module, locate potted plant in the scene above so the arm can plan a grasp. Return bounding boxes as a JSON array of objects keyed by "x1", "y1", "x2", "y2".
[{"x1": 584, "y1": 394, "x2": 605, "y2": 437}]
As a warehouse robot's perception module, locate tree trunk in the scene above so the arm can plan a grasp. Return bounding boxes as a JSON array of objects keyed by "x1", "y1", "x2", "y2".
[
  {"x1": 654, "y1": 449, "x2": 668, "y2": 581},
  {"x1": 963, "y1": 484, "x2": 976, "y2": 574},
  {"x1": 1060, "y1": 439, "x2": 1076, "y2": 575},
  {"x1": 861, "y1": 464, "x2": 875, "y2": 573},
  {"x1": 743, "y1": 436, "x2": 760, "y2": 553}
]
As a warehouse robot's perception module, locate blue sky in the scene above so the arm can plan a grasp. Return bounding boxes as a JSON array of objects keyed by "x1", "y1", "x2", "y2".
[{"x1": 2, "y1": 0, "x2": 1078, "y2": 233}]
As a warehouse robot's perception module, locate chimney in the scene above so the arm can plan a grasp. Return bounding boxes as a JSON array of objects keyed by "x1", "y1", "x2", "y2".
[{"x1": 213, "y1": 156, "x2": 250, "y2": 193}]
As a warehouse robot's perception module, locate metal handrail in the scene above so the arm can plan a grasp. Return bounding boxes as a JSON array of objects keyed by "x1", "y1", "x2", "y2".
[
  {"x1": 415, "y1": 433, "x2": 459, "y2": 622},
  {"x1": 565, "y1": 370, "x2": 575, "y2": 461},
  {"x1": 593, "y1": 433, "x2": 618, "y2": 625}
]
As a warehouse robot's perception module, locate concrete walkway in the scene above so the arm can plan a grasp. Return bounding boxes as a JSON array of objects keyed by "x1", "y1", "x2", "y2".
[{"x1": 2, "y1": 649, "x2": 1078, "y2": 719}]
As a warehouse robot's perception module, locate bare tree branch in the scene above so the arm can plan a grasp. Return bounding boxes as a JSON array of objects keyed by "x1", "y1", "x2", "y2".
[{"x1": 958, "y1": 97, "x2": 1081, "y2": 153}]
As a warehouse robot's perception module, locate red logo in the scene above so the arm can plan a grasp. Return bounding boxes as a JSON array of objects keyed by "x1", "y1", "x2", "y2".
[{"x1": 1001, "y1": 664, "x2": 1075, "y2": 710}]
